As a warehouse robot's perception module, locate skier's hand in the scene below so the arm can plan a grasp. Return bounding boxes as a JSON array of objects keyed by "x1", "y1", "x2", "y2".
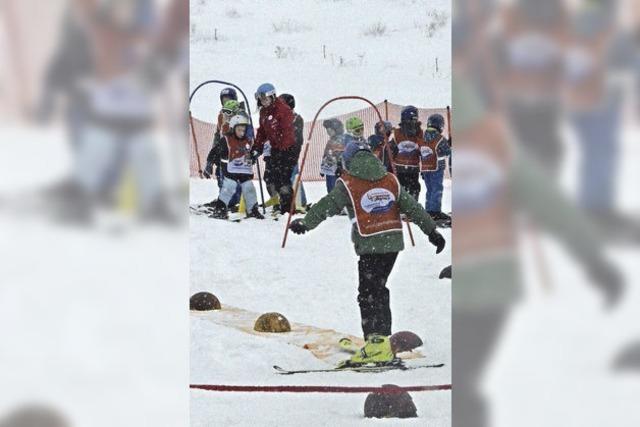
[
  {"x1": 428, "y1": 230, "x2": 445, "y2": 254},
  {"x1": 289, "y1": 219, "x2": 308, "y2": 235},
  {"x1": 586, "y1": 258, "x2": 624, "y2": 309},
  {"x1": 250, "y1": 150, "x2": 261, "y2": 162},
  {"x1": 439, "y1": 265, "x2": 451, "y2": 279}
]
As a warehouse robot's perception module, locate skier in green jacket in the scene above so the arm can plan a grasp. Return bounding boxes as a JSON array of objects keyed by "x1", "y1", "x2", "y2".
[{"x1": 289, "y1": 140, "x2": 446, "y2": 366}]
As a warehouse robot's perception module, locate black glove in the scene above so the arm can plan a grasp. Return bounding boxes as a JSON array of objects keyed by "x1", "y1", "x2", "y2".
[
  {"x1": 428, "y1": 230, "x2": 445, "y2": 254},
  {"x1": 289, "y1": 219, "x2": 308, "y2": 235},
  {"x1": 586, "y1": 258, "x2": 624, "y2": 309},
  {"x1": 250, "y1": 150, "x2": 261, "y2": 163},
  {"x1": 439, "y1": 265, "x2": 451, "y2": 279}
]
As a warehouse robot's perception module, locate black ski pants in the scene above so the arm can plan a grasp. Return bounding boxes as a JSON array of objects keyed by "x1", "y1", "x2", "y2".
[
  {"x1": 397, "y1": 171, "x2": 421, "y2": 201},
  {"x1": 266, "y1": 146, "x2": 300, "y2": 213},
  {"x1": 357, "y1": 252, "x2": 399, "y2": 339}
]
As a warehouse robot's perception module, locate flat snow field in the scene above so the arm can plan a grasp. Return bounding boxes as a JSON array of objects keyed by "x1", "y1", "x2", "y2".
[{"x1": 190, "y1": 178, "x2": 452, "y2": 427}]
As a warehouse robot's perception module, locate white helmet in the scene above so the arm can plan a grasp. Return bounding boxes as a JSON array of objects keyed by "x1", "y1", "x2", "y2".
[{"x1": 229, "y1": 113, "x2": 250, "y2": 129}]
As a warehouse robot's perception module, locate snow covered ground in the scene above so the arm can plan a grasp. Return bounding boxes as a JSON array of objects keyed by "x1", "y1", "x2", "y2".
[
  {"x1": 190, "y1": 178, "x2": 452, "y2": 426},
  {"x1": 189, "y1": 0, "x2": 451, "y2": 122}
]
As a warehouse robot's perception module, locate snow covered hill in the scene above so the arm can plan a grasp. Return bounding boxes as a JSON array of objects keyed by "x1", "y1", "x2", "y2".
[{"x1": 189, "y1": 0, "x2": 451, "y2": 121}]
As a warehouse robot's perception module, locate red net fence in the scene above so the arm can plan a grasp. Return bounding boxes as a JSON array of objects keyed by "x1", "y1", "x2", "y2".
[{"x1": 189, "y1": 101, "x2": 451, "y2": 181}]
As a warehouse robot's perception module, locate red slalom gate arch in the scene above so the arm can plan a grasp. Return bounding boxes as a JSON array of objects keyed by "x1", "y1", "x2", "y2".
[
  {"x1": 190, "y1": 384, "x2": 451, "y2": 393},
  {"x1": 281, "y1": 95, "x2": 416, "y2": 248}
]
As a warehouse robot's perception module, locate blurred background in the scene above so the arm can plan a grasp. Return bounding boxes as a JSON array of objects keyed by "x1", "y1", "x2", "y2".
[
  {"x1": 0, "y1": 0, "x2": 189, "y2": 425},
  {"x1": 3, "y1": 0, "x2": 640, "y2": 425},
  {"x1": 452, "y1": 0, "x2": 640, "y2": 425}
]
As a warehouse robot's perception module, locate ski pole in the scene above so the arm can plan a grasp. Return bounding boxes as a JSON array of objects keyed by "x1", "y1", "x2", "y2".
[
  {"x1": 282, "y1": 143, "x2": 310, "y2": 248},
  {"x1": 189, "y1": 111, "x2": 204, "y2": 178},
  {"x1": 255, "y1": 156, "x2": 266, "y2": 214}
]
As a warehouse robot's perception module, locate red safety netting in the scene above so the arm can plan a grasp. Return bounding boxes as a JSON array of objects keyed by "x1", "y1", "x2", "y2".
[{"x1": 189, "y1": 101, "x2": 450, "y2": 181}]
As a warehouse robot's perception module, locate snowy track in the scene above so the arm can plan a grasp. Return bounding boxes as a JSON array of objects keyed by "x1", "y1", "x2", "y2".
[{"x1": 190, "y1": 178, "x2": 451, "y2": 425}]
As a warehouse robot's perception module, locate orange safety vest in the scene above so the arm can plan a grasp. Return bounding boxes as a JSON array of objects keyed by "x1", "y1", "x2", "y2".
[
  {"x1": 224, "y1": 135, "x2": 254, "y2": 176},
  {"x1": 339, "y1": 173, "x2": 403, "y2": 237},
  {"x1": 392, "y1": 128, "x2": 424, "y2": 168},
  {"x1": 420, "y1": 134, "x2": 446, "y2": 172}
]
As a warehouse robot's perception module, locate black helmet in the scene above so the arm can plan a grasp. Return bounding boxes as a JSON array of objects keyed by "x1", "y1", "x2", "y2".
[
  {"x1": 280, "y1": 93, "x2": 295, "y2": 110},
  {"x1": 401, "y1": 105, "x2": 419, "y2": 123},
  {"x1": 427, "y1": 114, "x2": 445, "y2": 133},
  {"x1": 322, "y1": 118, "x2": 345, "y2": 135},
  {"x1": 219, "y1": 87, "x2": 238, "y2": 105}
]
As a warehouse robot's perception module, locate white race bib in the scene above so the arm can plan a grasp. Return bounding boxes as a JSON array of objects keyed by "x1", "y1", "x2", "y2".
[
  {"x1": 227, "y1": 155, "x2": 253, "y2": 175},
  {"x1": 360, "y1": 188, "x2": 396, "y2": 214},
  {"x1": 397, "y1": 140, "x2": 418, "y2": 154}
]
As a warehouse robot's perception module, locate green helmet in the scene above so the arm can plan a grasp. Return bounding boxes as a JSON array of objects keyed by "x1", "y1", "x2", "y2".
[
  {"x1": 345, "y1": 116, "x2": 364, "y2": 133},
  {"x1": 222, "y1": 100, "x2": 241, "y2": 115}
]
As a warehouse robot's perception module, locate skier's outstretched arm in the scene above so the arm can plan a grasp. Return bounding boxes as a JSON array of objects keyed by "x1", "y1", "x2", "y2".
[
  {"x1": 398, "y1": 189, "x2": 437, "y2": 235},
  {"x1": 291, "y1": 182, "x2": 350, "y2": 234}
]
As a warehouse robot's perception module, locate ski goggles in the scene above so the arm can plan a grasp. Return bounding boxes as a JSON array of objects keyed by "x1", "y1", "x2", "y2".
[
  {"x1": 222, "y1": 108, "x2": 236, "y2": 115},
  {"x1": 351, "y1": 126, "x2": 364, "y2": 135}
]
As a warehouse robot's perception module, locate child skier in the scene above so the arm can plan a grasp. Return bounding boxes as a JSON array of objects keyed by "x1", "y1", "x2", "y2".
[
  {"x1": 392, "y1": 106, "x2": 425, "y2": 201},
  {"x1": 367, "y1": 120, "x2": 394, "y2": 173},
  {"x1": 208, "y1": 113, "x2": 264, "y2": 220},
  {"x1": 203, "y1": 97, "x2": 244, "y2": 210},
  {"x1": 252, "y1": 83, "x2": 297, "y2": 215},
  {"x1": 288, "y1": 141, "x2": 445, "y2": 366},
  {"x1": 280, "y1": 93, "x2": 308, "y2": 210},
  {"x1": 319, "y1": 118, "x2": 346, "y2": 193},
  {"x1": 421, "y1": 113, "x2": 451, "y2": 224}
]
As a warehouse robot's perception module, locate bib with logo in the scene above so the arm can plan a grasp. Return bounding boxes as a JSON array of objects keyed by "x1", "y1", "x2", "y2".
[
  {"x1": 225, "y1": 135, "x2": 254, "y2": 175},
  {"x1": 392, "y1": 129, "x2": 423, "y2": 168},
  {"x1": 420, "y1": 134, "x2": 446, "y2": 172},
  {"x1": 339, "y1": 173, "x2": 403, "y2": 237}
]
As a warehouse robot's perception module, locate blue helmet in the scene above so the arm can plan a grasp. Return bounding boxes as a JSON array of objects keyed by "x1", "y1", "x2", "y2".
[
  {"x1": 341, "y1": 140, "x2": 371, "y2": 171},
  {"x1": 401, "y1": 105, "x2": 419, "y2": 123},
  {"x1": 220, "y1": 87, "x2": 237, "y2": 105},
  {"x1": 255, "y1": 83, "x2": 276, "y2": 100},
  {"x1": 427, "y1": 114, "x2": 445, "y2": 133}
]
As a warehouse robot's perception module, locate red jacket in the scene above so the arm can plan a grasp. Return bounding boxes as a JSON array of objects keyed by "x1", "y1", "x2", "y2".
[{"x1": 255, "y1": 97, "x2": 295, "y2": 152}]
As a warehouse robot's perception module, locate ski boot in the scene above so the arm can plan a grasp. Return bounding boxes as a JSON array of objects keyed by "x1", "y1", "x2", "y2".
[
  {"x1": 208, "y1": 199, "x2": 229, "y2": 220},
  {"x1": 246, "y1": 204, "x2": 265, "y2": 220},
  {"x1": 339, "y1": 337, "x2": 359, "y2": 353},
  {"x1": 336, "y1": 334, "x2": 397, "y2": 369},
  {"x1": 262, "y1": 194, "x2": 280, "y2": 208},
  {"x1": 428, "y1": 211, "x2": 451, "y2": 227},
  {"x1": 203, "y1": 199, "x2": 217, "y2": 209}
]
